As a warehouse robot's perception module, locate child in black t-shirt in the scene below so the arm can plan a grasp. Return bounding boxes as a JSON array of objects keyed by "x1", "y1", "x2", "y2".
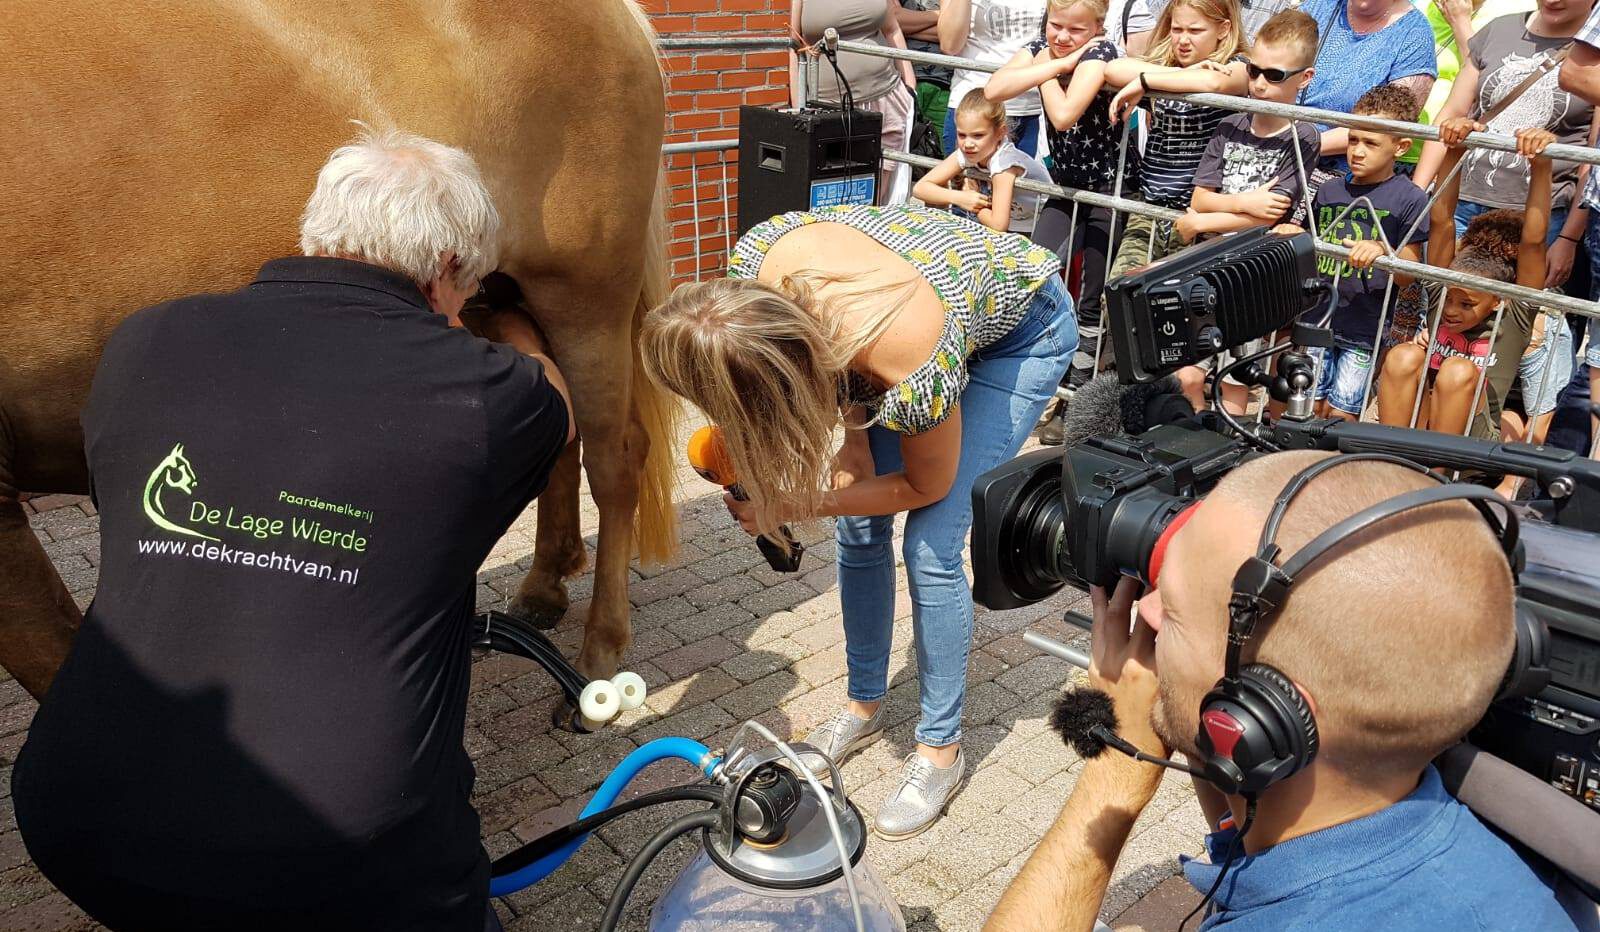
[
  {"x1": 1376, "y1": 119, "x2": 1550, "y2": 440},
  {"x1": 1173, "y1": 10, "x2": 1321, "y2": 414},
  {"x1": 1274, "y1": 85, "x2": 1430, "y2": 422}
]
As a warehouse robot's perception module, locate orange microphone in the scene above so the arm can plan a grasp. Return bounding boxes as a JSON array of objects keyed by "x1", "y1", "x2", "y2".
[{"x1": 687, "y1": 425, "x2": 804, "y2": 573}]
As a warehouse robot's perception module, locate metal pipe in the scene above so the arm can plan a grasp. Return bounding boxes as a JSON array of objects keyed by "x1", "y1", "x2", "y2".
[
  {"x1": 662, "y1": 139, "x2": 741, "y2": 154},
  {"x1": 830, "y1": 38, "x2": 1600, "y2": 167},
  {"x1": 657, "y1": 36, "x2": 794, "y2": 51},
  {"x1": 882, "y1": 151, "x2": 1600, "y2": 319},
  {"x1": 1022, "y1": 630, "x2": 1092, "y2": 671}
]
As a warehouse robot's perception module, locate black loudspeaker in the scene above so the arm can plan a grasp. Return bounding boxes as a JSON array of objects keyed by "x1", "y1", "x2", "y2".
[{"x1": 736, "y1": 105, "x2": 882, "y2": 235}]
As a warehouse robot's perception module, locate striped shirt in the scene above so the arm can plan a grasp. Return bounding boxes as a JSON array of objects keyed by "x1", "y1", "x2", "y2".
[{"x1": 1140, "y1": 97, "x2": 1230, "y2": 209}]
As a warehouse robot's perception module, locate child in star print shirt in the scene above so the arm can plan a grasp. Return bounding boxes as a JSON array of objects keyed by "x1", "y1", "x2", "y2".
[{"x1": 988, "y1": 0, "x2": 1127, "y2": 398}]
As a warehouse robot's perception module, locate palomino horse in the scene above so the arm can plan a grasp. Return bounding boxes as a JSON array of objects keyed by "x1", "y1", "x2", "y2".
[{"x1": 0, "y1": 0, "x2": 677, "y2": 698}]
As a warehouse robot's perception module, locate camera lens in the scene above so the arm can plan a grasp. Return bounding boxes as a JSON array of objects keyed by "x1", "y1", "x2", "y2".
[{"x1": 992, "y1": 467, "x2": 1088, "y2": 603}]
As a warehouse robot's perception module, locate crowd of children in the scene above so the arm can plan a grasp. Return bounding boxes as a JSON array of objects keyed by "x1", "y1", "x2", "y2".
[{"x1": 890, "y1": 0, "x2": 1594, "y2": 459}]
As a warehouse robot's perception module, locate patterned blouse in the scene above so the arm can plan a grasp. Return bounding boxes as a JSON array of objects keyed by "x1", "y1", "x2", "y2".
[{"x1": 727, "y1": 204, "x2": 1061, "y2": 434}]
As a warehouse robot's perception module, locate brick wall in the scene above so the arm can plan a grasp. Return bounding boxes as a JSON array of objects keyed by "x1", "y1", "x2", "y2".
[{"x1": 643, "y1": 0, "x2": 790, "y2": 283}]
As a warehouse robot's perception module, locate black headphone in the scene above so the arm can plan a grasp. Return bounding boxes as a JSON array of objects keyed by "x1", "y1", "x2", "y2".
[{"x1": 1194, "y1": 454, "x2": 1521, "y2": 798}]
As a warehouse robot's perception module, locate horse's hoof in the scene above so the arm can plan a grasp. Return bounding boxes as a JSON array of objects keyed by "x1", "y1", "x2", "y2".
[
  {"x1": 551, "y1": 698, "x2": 594, "y2": 733},
  {"x1": 507, "y1": 593, "x2": 566, "y2": 630}
]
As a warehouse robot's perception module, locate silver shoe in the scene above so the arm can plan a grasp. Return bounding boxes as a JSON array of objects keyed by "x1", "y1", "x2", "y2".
[
  {"x1": 873, "y1": 749, "x2": 967, "y2": 841},
  {"x1": 795, "y1": 705, "x2": 885, "y2": 777}
]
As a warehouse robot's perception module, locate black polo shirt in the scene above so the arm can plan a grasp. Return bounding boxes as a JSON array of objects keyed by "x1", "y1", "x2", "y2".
[{"x1": 14, "y1": 258, "x2": 568, "y2": 931}]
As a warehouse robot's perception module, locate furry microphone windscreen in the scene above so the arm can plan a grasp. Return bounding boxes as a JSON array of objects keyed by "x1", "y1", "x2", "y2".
[
  {"x1": 1059, "y1": 373, "x2": 1191, "y2": 447},
  {"x1": 1051, "y1": 688, "x2": 1120, "y2": 759}
]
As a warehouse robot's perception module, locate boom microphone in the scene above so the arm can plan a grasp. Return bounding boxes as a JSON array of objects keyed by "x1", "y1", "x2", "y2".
[
  {"x1": 1051, "y1": 687, "x2": 1205, "y2": 777},
  {"x1": 687, "y1": 426, "x2": 804, "y2": 573}
]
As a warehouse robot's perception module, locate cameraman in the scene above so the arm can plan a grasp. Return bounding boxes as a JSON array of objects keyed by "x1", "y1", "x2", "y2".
[{"x1": 988, "y1": 451, "x2": 1577, "y2": 931}]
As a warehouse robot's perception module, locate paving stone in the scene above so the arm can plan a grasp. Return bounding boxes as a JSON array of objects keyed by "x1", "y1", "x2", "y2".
[
  {"x1": 883, "y1": 859, "x2": 962, "y2": 912},
  {"x1": 982, "y1": 631, "x2": 1045, "y2": 667},
  {"x1": 480, "y1": 698, "x2": 556, "y2": 749},
  {"x1": 685, "y1": 546, "x2": 764, "y2": 582},
  {"x1": 634, "y1": 595, "x2": 696, "y2": 628},
  {"x1": 791, "y1": 642, "x2": 847, "y2": 688},
  {"x1": 946, "y1": 760, "x2": 1034, "y2": 826},
  {"x1": 0, "y1": 891, "x2": 98, "y2": 931},
  {"x1": 651, "y1": 635, "x2": 741, "y2": 680},
  {"x1": 738, "y1": 579, "x2": 819, "y2": 619},
  {"x1": 640, "y1": 666, "x2": 740, "y2": 715},
  {"x1": 1000, "y1": 730, "x2": 1082, "y2": 786},
  {"x1": 473, "y1": 774, "x2": 559, "y2": 836},
  {"x1": 471, "y1": 652, "x2": 540, "y2": 691},
  {"x1": 502, "y1": 831, "x2": 623, "y2": 914},
  {"x1": 465, "y1": 686, "x2": 519, "y2": 727},
  {"x1": 462, "y1": 725, "x2": 496, "y2": 761},
  {"x1": 1111, "y1": 874, "x2": 1206, "y2": 931},
  {"x1": 790, "y1": 618, "x2": 847, "y2": 652},
  {"x1": 631, "y1": 540, "x2": 708, "y2": 579},
  {"x1": 472, "y1": 735, "x2": 570, "y2": 794},
  {"x1": 722, "y1": 609, "x2": 808, "y2": 649},
  {"x1": 717, "y1": 636, "x2": 808, "y2": 683},
  {"x1": 0, "y1": 704, "x2": 34, "y2": 739},
  {"x1": 994, "y1": 654, "x2": 1075, "y2": 701},
  {"x1": 504, "y1": 887, "x2": 608, "y2": 932},
  {"x1": 664, "y1": 602, "x2": 755, "y2": 644},
  {"x1": 21, "y1": 494, "x2": 83, "y2": 514},
  {"x1": 541, "y1": 736, "x2": 640, "y2": 797},
  {"x1": 0, "y1": 832, "x2": 29, "y2": 875},
  {"x1": 620, "y1": 626, "x2": 684, "y2": 665},
  {"x1": 998, "y1": 767, "x2": 1081, "y2": 831},
  {"x1": 922, "y1": 811, "x2": 1036, "y2": 891},
  {"x1": 628, "y1": 701, "x2": 735, "y2": 745},
  {"x1": 681, "y1": 574, "x2": 761, "y2": 611},
  {"x1": 715, "y1": 670, "x2": 807, "y2": 721},
  {"x1": 627, "y1": 568, "x2": 702, "y2": 606},
  {"x1": 962, "y1": 679, "x2": 1024, "y2": 727}
]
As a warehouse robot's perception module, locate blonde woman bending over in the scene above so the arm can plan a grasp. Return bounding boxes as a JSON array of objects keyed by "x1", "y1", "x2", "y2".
[{"x1": 642, "y1": 204, "x2": 1075, "y2": 839}]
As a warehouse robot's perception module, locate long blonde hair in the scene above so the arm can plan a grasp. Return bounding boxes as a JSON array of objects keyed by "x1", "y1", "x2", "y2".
[
  {"x1": 1144, "y1": 0, "x2": 1242, "y2": 67},
  {"x1": 640, "y1": 271, "x2": 912, "y2": 540}
]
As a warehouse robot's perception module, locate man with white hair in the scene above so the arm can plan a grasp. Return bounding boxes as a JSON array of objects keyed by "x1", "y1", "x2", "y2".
[{"x1": 13, "y1": 127, "x2": 573, "y2": 931}]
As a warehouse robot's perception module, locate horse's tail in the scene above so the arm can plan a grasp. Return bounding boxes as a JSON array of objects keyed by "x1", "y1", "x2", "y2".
[
  {"x1": 631, "y1": 161, "x2": 679, "y2": 565},
  {"x1": 623, "y1": 0, "x2": 678, "y2": 565}
]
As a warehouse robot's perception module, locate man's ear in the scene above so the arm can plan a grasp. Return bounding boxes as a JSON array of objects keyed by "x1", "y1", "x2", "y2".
[
  {"x1": 1397, "y1": 136, "x2": 1414, "y2": 155},
  {"x1": 1299, "y1": 67, "x2": 1315, "y2": 92}
]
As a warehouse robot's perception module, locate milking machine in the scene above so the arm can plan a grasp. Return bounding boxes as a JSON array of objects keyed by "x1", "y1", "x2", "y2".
[
  {"x1": 477, "y1": 613, "x2": 903, "y2": 931},
  {"x1": 474, "y1": 610, "x2": 648, "y2": 731}
]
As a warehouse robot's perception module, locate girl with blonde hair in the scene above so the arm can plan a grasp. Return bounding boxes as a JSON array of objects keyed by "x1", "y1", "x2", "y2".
[
  {"x1": 642, "y1": 204, "x2": 1075, "y2": 839},
  {"x1": 1097, "y1": 0, "x2": 1251, "y2": 278}
]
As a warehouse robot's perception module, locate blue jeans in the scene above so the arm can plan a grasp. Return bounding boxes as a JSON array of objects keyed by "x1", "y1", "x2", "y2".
[
  {"x1": 1310, "y1": 339, "x2": 1375, "y2": 416},
  {"x1": 943, "y1": 110, "x2": 1041, "y2": 159},
  {"x1": 835, "y1": 277, "x2": 1076, "y2": 747}
]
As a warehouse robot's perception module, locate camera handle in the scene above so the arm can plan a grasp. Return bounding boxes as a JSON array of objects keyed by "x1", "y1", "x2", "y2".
[{"x1": 1222, "y1": 323, "x2": 1332, "y2": 422}]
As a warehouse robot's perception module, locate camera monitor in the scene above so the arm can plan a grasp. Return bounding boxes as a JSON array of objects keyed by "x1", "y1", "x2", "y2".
[{"x1": 1103, "y1": 227, "x2": 1322, "y2": 383}]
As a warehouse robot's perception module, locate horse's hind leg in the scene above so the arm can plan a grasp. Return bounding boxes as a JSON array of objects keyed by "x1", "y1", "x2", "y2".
[
  {"x1": 510, "y1": 443, "x2": 585, "y2": 628},
  {"x1": 0, "y1": 416, "x2": 81, "y2": 698},
  {"x1": 461, "y1": 304, "x2": 587, "y2": 629}
]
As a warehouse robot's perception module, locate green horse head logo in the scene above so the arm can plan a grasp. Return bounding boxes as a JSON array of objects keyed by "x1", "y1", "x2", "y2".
[{"x1": 143, "y1": 443, "x2": 219, "y2": 541}]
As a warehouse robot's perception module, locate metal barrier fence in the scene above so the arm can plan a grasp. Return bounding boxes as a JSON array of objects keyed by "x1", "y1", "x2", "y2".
[{"x1": 656, "y1": 31, "x2": 1600, "y2": 449}]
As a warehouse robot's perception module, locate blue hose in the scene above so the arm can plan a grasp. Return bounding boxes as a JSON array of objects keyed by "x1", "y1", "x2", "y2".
[{"x1": 488, "y1": 737, "x2": 719, "y2": 896}]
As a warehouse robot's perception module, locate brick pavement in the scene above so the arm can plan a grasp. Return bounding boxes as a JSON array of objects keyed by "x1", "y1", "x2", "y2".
[{"x1": 6, "y1": 443, "x2": 1205, "y2": 930}]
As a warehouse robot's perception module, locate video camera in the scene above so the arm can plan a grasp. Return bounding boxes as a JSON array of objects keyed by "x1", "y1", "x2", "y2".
[{"x1": 970, "y1": 228, "x2": 1600, "y2": 817}]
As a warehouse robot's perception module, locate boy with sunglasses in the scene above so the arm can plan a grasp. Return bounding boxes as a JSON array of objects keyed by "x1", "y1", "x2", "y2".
[
  {"x1": 1174, "y1": 10, "x2": 1322, "y2": 411},
  {"x1": 1176, "y1": 10, "x2": 1322, "y2": 244}
]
